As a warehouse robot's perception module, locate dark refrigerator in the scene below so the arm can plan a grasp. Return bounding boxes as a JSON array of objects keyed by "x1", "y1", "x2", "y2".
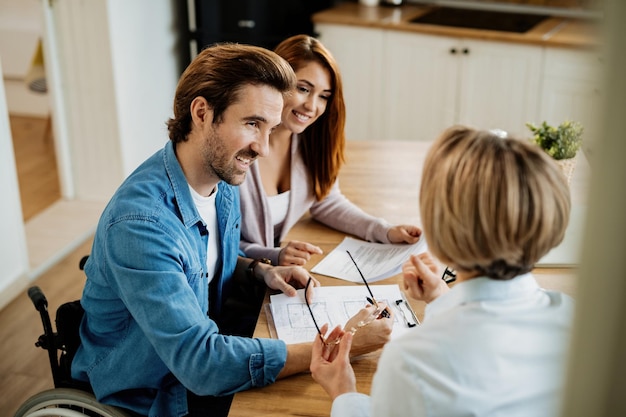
[{"x1": 188, "y1": 0, "x2": 336, "y2": 57}]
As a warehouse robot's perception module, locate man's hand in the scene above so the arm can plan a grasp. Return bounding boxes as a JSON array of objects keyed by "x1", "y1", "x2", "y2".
[
  {"x1": 257, "y1": 263, "x2": 320, "y2": 302},
  {"x1": 278, "y1": 240, "x2": 323, "y2": 266},
  {"x1": 387, "y1": 225, "x2": 422, "y2": 244},
  {"x1": 402, "y1": 252, "x2": 449, "y2": 303},
  {"x1": 346, "y1": 304, "x2": 393, "y2": 357},
  {"x1": 284, "y1": 297, "x2": 391, "y2": 381}
]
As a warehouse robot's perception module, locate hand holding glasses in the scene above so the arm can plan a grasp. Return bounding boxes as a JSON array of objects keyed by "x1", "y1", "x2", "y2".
[
  {"x1": 304, "y1": 250, "x2": 391, "y2": 346},
  {"x1": 304, "y1": 277, "x2": 387, "y2": 346}
]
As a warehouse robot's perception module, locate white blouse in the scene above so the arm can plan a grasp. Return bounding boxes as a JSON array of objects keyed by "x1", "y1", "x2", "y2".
[
  {"x1": 267, "y1": 190, "x2": 290, "y2": 240},
  {"x1": 331, "y1": 274, "x2": 574, "y2": 417}
]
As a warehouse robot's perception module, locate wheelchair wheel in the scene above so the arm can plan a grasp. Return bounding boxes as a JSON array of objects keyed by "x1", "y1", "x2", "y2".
[{"x1": 14, "y1": 388, "x2": 132, "y2": 417}]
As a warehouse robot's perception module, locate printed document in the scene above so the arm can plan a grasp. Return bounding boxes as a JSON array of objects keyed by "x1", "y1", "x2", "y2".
[
  {"x1": 311, "y1": 236, "x2": 427, "y2": 283},
  {"x1": 268, "y1": 285, "x2": 417, "y2": 344}
]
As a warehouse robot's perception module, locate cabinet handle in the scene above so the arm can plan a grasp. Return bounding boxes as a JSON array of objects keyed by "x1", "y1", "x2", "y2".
[
  {"x1": 450, "y1": 48, "x2": 457, "y2": 54},
  {"x1": 462, "y1": 48, "x2": 469, "y2": 54},
  {"x1": 238, "y1": 20, "x2": 256, "y2": 28}
]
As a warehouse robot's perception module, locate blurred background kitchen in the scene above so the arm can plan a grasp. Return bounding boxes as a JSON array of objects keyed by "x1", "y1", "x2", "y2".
[{"x1": 0, "y1": 0, "x2": 605, "y2": 314}]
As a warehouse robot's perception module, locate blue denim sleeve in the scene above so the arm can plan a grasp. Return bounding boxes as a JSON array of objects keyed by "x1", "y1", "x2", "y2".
[
  {"x1": 247, "y1": 338, "x2": 288, "y2": 387},
  {"x1": 88, "y1": 216, "x2": 288, "y2": 396}
]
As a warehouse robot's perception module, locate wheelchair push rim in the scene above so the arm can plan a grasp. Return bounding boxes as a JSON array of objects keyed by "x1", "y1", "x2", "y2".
[{"x1": 14, "y1": 388, "x2": 132, "y2": 417}]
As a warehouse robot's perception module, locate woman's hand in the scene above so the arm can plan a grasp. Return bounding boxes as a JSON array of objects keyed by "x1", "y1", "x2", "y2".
[
  {"x1": 278, "y1": 240, "x2": 323, "y2": 266},
  {"x1": 402, "y1": 252, "x2": 449, "y2": 303},
  {"x1": 310, "y1": 324, "x2": 357, "y2": 400},
  {"x1": 387, "y1": 225, "x2": 422, "y2": 244}
]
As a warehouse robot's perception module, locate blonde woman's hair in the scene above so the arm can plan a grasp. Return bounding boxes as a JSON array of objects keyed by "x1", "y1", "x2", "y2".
[{"x1": 420, "y1": 126, "x2": 571, "y2": 280}]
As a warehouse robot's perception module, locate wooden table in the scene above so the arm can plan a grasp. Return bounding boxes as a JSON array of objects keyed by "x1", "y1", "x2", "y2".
[{"x1": 228, "y1": 140, "x2": 584, "y2": 416}]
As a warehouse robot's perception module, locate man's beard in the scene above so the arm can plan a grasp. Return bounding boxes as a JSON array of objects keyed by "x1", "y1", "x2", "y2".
[{"x1": 202, "y1": 128, "x2": 255, "y2": 186}]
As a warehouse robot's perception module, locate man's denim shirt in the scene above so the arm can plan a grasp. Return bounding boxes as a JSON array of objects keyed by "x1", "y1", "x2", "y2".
[{"x1": 72, "y1": 141, "x2": 287, "y2": 417}]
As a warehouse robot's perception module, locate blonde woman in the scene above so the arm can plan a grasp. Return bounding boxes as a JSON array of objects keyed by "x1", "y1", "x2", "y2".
[{"x1": 311, "y1": 126, "x2": 574, "y2": 417}]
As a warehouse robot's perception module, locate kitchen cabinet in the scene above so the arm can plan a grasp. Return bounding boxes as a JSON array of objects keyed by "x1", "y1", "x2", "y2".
[
  {"x1": 316, "y1": 23, "x2": 543, "y2": 141},
  {"x1": 384, "y1": 31, "x2": 542, "y2": 141},
  {"x1": 381, "y1": 31, "x2": 458, "y2": 141},
  {"x1": 539, "y1": 47, "x2": 603, "y2": 158},
  {"x1": 316, "y1": 24, "x2": 385, "y2": 141}
]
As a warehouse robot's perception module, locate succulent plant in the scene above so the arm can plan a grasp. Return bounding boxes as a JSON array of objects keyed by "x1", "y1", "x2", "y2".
[{"x1": 526, "y1": 120, "x2": 584, "y2": 160}]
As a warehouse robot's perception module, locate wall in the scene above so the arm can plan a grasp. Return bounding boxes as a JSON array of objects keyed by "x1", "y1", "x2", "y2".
[
  {"x1": 0, "y1": 0, "x2": 50, "y2": 117},
  {"x1": 0, "y1": 0, "x2": 42, "y2": 78},
  {"x1": 44, "y1": 0, "x2": 185, "y2": 201},
  {"x1": 0, "y1": 58, "x2": 30, "y2": 308},
  {"x1": 107, "y1": 0, "x2": 187, "y2": 175},
  {"x1": 0, "y1": 0, "x2": 186, "y2": 309},
  {"x1": 559, "y1": 0, "x2": 626, "y2": 414},
  {"x1": 0, "y1": 0, "x2": 40, "y2": 309}
]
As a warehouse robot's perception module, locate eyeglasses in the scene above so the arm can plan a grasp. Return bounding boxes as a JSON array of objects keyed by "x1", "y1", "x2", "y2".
[
  {"x1": 346, "y1": 250, "x2": 390, "y2": 318},
  {"x1": 304, "y1": 277, "x2": 386, "y2": 346},
  {"x1": 304, "y1": 276, "x2": 341, "y2": 346},
  {"x1": 441, "y1": 266, "x2": 457, "y2": 284},
  {"x1": 304, "y1": 251, "x2": 390, "y2": 346}
]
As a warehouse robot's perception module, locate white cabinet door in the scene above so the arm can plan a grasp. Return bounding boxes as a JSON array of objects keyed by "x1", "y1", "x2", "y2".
[
  {"x1": 316, "y1": 24, "x2": 385, "y2": 141},
  {"x1": 383, "y1": 32, "x2": 543, "y2": 141},
  {"x1": 458, "y1": 39, "x2": 543, "y2": 138},
  {"x1": 540, "y1": 47, "x2": 603, "y2": 158},
  {"x1": 383, "y1": 31, "x2": 459, "y2": 142},
  {"x1": 316, "y1": 24, "x2": 549, "y2": 142}
]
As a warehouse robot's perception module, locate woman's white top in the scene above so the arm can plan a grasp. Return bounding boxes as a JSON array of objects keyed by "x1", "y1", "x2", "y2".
[
  {"x1": 331, "y1": 273, "x2": 574, "y2": 417},
  {"x1": 267, "y1": 190, "x2": 290, "y2": 239},
  {"x1": 239, "y1": 133, "x2": 391, "y2": 264}
]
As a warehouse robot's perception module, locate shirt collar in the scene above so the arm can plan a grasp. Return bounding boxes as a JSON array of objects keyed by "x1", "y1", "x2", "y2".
[
  {"x1": 163, "y1": 141, "x2": 201, "y2": 228},
  {"x1": 425, "y1": 273, "x2": 540, "y2": 320}
]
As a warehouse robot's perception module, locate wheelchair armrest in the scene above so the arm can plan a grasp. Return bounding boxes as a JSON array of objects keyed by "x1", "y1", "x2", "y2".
[{"x1": 28, "y1": 286, "x2": 48, "y2": 312}]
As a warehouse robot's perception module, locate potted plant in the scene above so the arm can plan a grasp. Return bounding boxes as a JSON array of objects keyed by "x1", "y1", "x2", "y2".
[{"x1": 526, "y1": 120, "x2": 584, "y2": 184}]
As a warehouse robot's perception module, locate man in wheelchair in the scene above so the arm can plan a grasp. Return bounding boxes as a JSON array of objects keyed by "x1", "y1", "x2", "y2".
[{"x1": 68, "y1": 43, "x2": 392, "y2": 417}]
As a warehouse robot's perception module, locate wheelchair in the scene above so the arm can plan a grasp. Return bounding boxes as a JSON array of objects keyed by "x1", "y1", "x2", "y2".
[{"x1": 14, "y1": 257, "x2": 131, "y2": 417}]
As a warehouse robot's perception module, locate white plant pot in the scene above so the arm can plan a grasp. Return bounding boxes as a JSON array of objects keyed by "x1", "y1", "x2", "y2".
[{"x1": 555, "y1": 155, "x2": 578, "y2": 186}]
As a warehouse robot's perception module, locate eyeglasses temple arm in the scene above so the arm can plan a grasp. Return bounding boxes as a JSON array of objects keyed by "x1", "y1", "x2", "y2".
[{"x1": 346, "y1": 250, "x2": 375, "y2": 299}]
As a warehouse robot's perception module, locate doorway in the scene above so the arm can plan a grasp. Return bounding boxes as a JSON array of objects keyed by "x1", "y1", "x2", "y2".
[{"x1": 10, "y1": 114, "x2": 61, "y2": 221}]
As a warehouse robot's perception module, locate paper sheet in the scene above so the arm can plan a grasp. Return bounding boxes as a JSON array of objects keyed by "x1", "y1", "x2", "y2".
[
  {"x1": 311, "y1": 237, "x2": 428, "y2": 283},
  {"x1": 268, "y1": 285, "x2": 418, "y2": 344}
]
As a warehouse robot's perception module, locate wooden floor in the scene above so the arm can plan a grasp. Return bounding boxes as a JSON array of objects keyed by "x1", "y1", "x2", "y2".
[
  {"x1": 1, "y1": 115, "x2": 75, "y2": 415},
  {"x1": 10, "y1": 115, "x2": 107, "y2": 278},
  {"x1": 10, "y1": 115, "x2": 61, "y2": 222},
  {"x1": 0, "y1": 237, "x2": 93, "y2": 415}
]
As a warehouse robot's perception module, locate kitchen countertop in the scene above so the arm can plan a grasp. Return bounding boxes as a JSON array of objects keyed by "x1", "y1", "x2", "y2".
[{"x1": 312, "y1": 3, "x2": 600, "y2": 49}]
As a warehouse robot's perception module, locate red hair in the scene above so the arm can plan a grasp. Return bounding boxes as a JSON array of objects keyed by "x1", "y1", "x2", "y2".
[{"x1": 274, "y1": 35, "x2": 346, "y2": 200}]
